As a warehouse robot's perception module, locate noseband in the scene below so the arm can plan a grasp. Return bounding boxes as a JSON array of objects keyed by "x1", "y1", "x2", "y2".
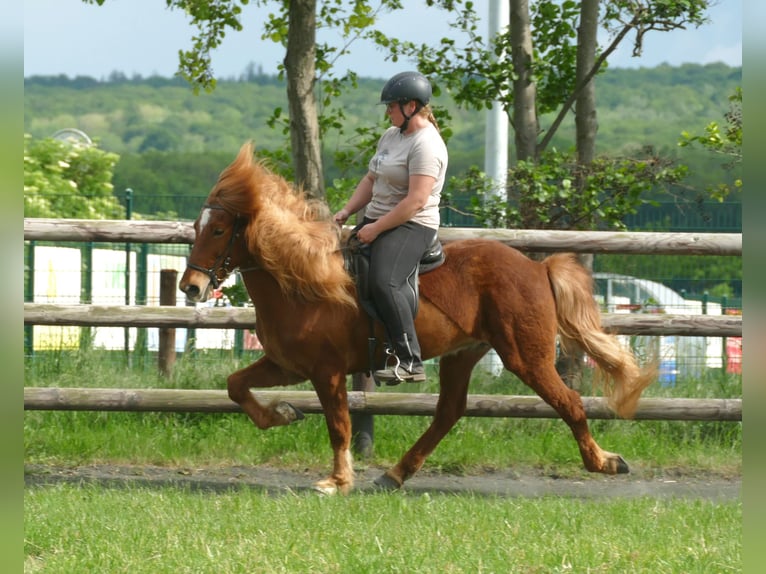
[{"x1": 186, "y1": 204, "x2": 245, "y2": 289}]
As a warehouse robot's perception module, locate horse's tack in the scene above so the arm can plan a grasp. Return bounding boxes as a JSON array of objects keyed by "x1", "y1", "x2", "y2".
[{"x1": 185, "y1": 204, "x2": 245, "y2": 289}]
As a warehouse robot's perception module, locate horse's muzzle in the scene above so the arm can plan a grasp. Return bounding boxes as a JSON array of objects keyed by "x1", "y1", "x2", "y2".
[{"x1": 179, "y1": 270, "x2": 212, "y2": 303}]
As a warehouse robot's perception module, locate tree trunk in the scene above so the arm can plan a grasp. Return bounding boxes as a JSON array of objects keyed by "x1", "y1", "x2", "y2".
[
  {"x1": 558, "y1": 0, "x2": 600, "y2": 389},
  {"x1": 573, "y1": 0, "x2": 599, "y2": 257},
  {"x1": 510, "y1": 0, "x2": 540, "y2": 233},
  {"x1": 285, "y1": 0, "x2": 325, "y2": 199},
  {"x1": 509, "y1": 0, "x2": 538, "y2": 164},
  {"x1": 575, "y1": 0, "x2": 600, "y2": 166}
]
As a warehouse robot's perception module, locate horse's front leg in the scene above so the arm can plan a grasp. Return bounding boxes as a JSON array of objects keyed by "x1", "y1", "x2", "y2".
[
  {"x1": 309, "y1": 368, "x2": 355, "y2": 496},
  {"x1": 227, "y1": 356, "x2": 306, "y2": 429}
]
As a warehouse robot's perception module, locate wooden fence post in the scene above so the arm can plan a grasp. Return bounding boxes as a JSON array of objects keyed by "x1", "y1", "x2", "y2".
[{"x1": 158, "y1": 269, "x2": 177, "y2": 377}]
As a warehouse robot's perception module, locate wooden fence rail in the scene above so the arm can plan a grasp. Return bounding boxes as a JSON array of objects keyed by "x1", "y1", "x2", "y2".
[
  {"x1": 23, "y1": 303, "x2": 742, "y2": 336},
  {"x1": 24, "y1": 218, "x2": 743, "y2": 255},
  {"x1": 23, "y1": 388, "x2": 742, "y2": 421}
]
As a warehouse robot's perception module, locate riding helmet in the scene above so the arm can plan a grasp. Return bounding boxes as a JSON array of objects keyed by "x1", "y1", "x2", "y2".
[{"x1": 379, "y1": 71, "x2": 432, "y2": 106}]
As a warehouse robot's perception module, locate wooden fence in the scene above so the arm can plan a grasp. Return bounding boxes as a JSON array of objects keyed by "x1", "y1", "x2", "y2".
[{"x1": 24, "y1": 219, "x2": 743, "y2": 424}]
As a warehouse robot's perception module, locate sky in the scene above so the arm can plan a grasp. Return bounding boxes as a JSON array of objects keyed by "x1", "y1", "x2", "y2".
[{"x1": 23, "y1": 0, "x2": 742, "y2": 81}]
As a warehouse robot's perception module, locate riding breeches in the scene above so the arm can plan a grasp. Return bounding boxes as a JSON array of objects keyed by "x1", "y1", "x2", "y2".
[{"x1": 365, "y1": 219, "x2": 437, "y2": 370}]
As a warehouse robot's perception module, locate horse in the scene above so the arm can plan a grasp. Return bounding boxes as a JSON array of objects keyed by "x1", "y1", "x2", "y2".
[{"x1": 179, "y1": 141, "x2": 656, "y2": 495}]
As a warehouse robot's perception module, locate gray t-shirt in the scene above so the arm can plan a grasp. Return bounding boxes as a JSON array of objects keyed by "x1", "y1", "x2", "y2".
[{"x1": 365, "y1": 123, "x2": 448, "y2": 230}]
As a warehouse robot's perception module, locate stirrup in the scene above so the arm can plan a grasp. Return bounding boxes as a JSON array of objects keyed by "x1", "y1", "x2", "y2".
[{"x1": 373, "y1": 347, "x2": 405, "y2": 386}]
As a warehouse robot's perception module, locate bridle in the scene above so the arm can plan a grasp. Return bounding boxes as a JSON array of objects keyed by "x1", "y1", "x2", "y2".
[{"x1": 186, "y1": 204, "x2": 246, "y2": 289}]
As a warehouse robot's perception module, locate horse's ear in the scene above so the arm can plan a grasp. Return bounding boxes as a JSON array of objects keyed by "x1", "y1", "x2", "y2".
[{"x1": 238, "y1": 141, "x2": 255, "y2": 165}]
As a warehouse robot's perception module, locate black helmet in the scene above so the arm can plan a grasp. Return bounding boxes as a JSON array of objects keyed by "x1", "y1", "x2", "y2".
[{"x1": 379, "y1": 71, "x2": 432, "y2": 106}]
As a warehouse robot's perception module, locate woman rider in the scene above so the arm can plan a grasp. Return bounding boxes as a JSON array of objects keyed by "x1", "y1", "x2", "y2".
[{"x1": 333, "y1": 71, "x2": 448, "y2": 384}]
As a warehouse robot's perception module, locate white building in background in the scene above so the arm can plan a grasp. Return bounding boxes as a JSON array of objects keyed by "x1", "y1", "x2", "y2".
[{"x1": 29, "y1": 245, "x2": 245, "y2": 353}]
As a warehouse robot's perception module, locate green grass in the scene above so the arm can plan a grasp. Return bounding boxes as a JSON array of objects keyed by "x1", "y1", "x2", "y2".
[
  {"x1": 25, "y1": 483, "x2": 741, "y2": 574},
  {"x1": 23, "y1": 410, "x2": 742, "y2": 478}
]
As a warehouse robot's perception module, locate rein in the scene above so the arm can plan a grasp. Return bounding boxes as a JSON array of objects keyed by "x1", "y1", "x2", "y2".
[{"x1": 187, "y1": 204, "x2": 247, "y2": 289}]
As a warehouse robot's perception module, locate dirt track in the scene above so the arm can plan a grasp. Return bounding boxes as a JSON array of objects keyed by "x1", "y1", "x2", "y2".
[{"x1": 24, "y1": 463, "x2": 741, "y2": 501}]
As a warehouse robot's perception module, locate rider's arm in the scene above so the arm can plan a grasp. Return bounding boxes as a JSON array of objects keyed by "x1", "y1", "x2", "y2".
[{"x1": 333, "y1": 172, "x2": 374, "y2": 225}]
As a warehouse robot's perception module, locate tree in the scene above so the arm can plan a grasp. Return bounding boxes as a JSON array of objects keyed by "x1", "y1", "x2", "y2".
[
  {"x1": 83, "y1": 0, "x2": 325, "y2": 197},
  {"x1": 575, "y1": 0, "x2": 599, "y2": 166},
  {"x1": 396, "y1": 0, "x2": 710, "y2": 232},
  {"x1": 85, "y1": 0, "x2": 408, "y2": 201},
  {"x1": 679, "y1": 87, "x2": 742, "y2": 201},
  {"x1": 284, "y1": 0, "x2": 324, "y2": 196},
  {"x1": 24, "y1": 134, "x2": 124, "y2": 219}
]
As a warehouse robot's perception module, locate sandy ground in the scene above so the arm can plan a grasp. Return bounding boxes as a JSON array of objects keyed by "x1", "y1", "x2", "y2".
[{"x1": 24, "y1": 462, "x2": 741, "y2": 501}]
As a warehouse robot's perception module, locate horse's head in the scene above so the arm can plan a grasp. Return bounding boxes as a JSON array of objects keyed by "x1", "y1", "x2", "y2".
[
  {"x1": 180, "y1": 139, "x2": 356, "y2": 308},
  {"x1": 179, "y1": 203, "x2": 249, "y2": 302},
  {"x1": 180, "y1": 142, "x2": 261, "y2": 302}
]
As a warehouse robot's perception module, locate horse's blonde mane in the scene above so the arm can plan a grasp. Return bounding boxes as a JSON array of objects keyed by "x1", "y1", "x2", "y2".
[{"x1": 209, "y1": 141, "x2": 356, "y2": 308}]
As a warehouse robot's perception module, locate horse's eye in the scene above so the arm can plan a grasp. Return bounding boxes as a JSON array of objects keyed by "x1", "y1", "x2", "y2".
[{"x1": 213, "y1": 228, "x2": 225, "y2": 237}]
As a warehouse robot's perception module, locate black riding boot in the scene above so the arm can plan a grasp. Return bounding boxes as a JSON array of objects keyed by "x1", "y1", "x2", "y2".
[{"x1": 374, "y1": 332, "x2": 426, "y2": 384}]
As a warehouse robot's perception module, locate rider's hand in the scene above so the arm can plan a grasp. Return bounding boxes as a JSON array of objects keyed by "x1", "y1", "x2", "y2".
[
  {"x1": 333, "y1": 209, "x2": 349, "y2": 225},
  {"x1": 356, "y1": 221, "x2": 381, "y2": 244}
]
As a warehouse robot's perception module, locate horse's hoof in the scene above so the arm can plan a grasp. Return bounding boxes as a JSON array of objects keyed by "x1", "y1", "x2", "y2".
[
  {"x1": 614, "y1": 455, "x2": 630, "y2": 474},
  {"x1": 313, "y1": 478, "x2": 352, "y2": 496},
  {"x1": 275, "y1": 401, "x2": 304, "y2": 424},
  {"x1": 602, "y1": 454, "x2": 630, "y2": 474},
  {"x1": 372, "y1": 473, "x2": 403, "y2": 491},
  {"x1": 312, "y1": 481, "x2": 338, "y2": 496}
]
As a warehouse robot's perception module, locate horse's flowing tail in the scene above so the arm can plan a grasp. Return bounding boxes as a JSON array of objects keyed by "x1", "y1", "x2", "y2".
[{"x1": 544, "y1": 253, "x2": 656, "y2": 418}]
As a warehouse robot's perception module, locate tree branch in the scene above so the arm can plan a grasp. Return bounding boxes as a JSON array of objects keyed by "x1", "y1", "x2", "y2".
[{"x1": 537, "y1": 16, "x2": 638, "y2": 155}]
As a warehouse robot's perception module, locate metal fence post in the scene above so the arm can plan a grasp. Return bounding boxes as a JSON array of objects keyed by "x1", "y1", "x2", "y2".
[
  {"x1": 124, "y1": 188, "x2": 133, "y2": 366},
  {"x1": 721, "y1": 294, "x2": 728, "y2": 376},
  {"x1": 25, "y1": 241, "x2": 35, "y2": 357},
  {"x1": 134, "y1": 243, "x2": 149, "y2": 369},
  {"x1": 79, "y1": 241, "x2": 93, "y2": 351}
]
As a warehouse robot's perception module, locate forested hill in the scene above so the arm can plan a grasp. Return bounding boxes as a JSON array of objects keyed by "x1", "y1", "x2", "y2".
[
  {"x1": 24, "y1": 63, "x2": 741, "y2": 209},
  {"x1": 25, "y1": 63, "x2": 740, "y2": 156}
]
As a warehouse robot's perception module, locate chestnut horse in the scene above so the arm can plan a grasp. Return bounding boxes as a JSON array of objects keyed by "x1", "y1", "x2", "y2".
[{"x1": 179, "y1": 142, "x2": 655, "y2": 495}]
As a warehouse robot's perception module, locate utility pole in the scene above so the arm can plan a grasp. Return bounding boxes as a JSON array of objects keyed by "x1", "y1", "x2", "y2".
[{"x1": 484, "y1": 0, "x2": 510, "y2": 200}]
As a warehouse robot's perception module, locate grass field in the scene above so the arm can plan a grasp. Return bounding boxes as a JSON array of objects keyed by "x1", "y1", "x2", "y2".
[
  {"x1": 24, "y1": 484, "x2": 741, "y2": 573},
  {"x1": 24, "y1": 350, "x2": 742, "y2": 572}
]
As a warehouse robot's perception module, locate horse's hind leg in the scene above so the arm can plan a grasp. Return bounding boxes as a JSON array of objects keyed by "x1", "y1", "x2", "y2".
[
  {"x1": 509, "y1": 358, "x2": 628, "y2": 475},
  {"x1": 375, "y1": 346, "x2": 488, "y2": 490},
  {"x1": 227, "y1": 356, "x2": 306, "y2": 429}
]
